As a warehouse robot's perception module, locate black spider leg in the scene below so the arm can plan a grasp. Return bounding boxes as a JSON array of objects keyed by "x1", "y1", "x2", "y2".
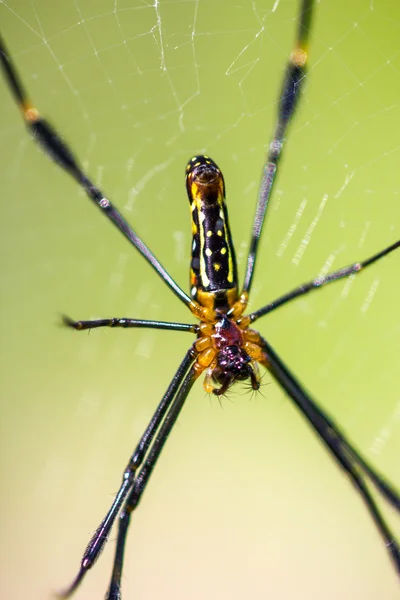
[
  {"x1": 247, "y1": 239, "x2": 400, "y2": 322},
  {"x1": 242, "y1": 0, "x2": 314, "y2": 295},
  {"x1": 58, "y1": 350, "x2": 196, "y2": 598},
  {"x1": 0, "y1": 35, "x2": 191, "y2": 309},
  {"x1": 261, "y1": 338, "x2": 400, "y2": 575},
  {"x1": 105, "y1": 366, "x2": 197, "y2": 600},
  {"x1": 63, "y1": 315, "x2": 199, "y2": 334}
]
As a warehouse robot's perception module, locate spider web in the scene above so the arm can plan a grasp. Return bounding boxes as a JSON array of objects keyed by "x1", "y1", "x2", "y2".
[{"x1": 0, "y1": 1, "x2": 399, "y2": 599}]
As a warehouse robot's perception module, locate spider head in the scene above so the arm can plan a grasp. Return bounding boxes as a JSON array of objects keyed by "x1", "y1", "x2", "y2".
[
  {"x1": 210, "y1": 345, "x2": 254, "y2": 396},
  {"x1": 215, "y1": 345, "x2": 252, "y2": 379}
]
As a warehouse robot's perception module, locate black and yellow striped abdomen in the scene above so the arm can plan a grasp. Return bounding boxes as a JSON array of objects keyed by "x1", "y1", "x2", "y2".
[{"x1": 186, "y1": 156, "x2": 238, "y2": 310}]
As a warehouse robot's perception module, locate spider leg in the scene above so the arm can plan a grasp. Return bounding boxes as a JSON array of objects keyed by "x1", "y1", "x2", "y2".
[
  {"x1": 259, "y1": 338, "x2": 400, "y2": 575},
  {"x1": 57, "y1": 350, "x2": 197, "y2": 598},
  {"x1": 105, "y1": 366, "x2": 197, "y2": 600},
  {"x1": 242, "y1": 0, "x2": 314, "y2": 294},
  {"x1": 0, "y1": 35, "x2": 192, "y2": 309},
  {"x1": 63, "y1": 315, "x2": 199, "y2": 334},
  {"x1": 248, "y1": 239, "x2": 400, "y2": 322}
]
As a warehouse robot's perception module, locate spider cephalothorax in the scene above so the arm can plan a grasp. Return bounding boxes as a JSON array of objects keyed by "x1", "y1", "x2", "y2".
[{"x1": 192, "y1": 314, "x2": 265, "y2": 395}]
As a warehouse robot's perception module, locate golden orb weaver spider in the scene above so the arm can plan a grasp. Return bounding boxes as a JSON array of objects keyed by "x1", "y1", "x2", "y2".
[{"x1": 1, "y1": 1, "x2": 399, "y2": 598}]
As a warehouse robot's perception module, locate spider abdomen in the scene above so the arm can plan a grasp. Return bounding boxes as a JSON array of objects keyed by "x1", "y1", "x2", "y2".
[{"x1": 186, "y1": 155, "x2": 238, "y2": 310}]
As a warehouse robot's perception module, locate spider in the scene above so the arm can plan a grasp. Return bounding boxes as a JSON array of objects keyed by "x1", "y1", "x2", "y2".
[{"x1": 1, "y1": 0, "x2": 399, "y2": 598}]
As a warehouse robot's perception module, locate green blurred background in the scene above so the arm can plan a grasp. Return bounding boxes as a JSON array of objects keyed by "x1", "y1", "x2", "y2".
[{"x1": 1, "y1": 1, "x2": 399, "y2": 599}]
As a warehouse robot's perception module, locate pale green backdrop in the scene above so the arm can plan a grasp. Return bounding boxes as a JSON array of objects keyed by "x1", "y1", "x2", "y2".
[{"x1": 0, "y1": 1, "x2": 399, "y2": 599}]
